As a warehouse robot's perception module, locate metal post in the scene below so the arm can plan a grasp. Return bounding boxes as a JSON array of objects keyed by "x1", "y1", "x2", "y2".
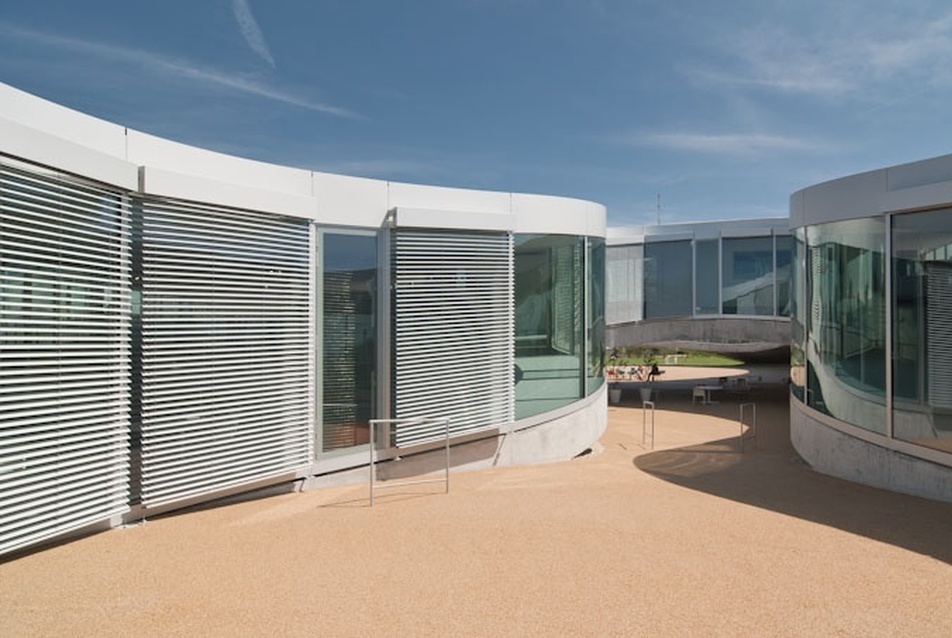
[
  {"x1": 740, "y1": 402, "x2": 756, "y2": 452},
  {"x1": 642, "y1": 400, "x2": 655, "y2": 449}
]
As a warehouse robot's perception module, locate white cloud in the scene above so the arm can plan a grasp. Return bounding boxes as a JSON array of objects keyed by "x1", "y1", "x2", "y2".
[
  {"x1": 0, "y1": 23, "x2": 356, "y2": 118},
  {"x1": 692, "y1": 6, "x2": 952, "y2": 98},
  {"x1": 231, "y1": 0, "x2": 276, "y2": 69},
  {"x1": 624, "y1": 132, "x2": 829, "y2": 156}
]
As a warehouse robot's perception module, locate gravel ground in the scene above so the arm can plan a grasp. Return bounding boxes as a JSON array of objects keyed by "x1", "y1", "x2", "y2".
[{"x1": 3, "y1": 383, "x2": 951, "y2": 637}]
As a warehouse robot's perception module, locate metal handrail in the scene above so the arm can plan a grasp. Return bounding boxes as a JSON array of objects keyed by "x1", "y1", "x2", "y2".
[{"x1": 368, "y1": 417, "x2": 451, "y2": 506}]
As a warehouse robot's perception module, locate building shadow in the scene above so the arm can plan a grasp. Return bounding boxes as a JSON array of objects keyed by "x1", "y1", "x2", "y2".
[{"x1": 634, "y1": 426, "x2": 952, "y2": 566}]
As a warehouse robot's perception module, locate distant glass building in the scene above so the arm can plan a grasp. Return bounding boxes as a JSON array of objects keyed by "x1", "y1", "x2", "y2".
[
  {"x1": 0, "y1": 83, "x2": 607, "y2": 556},
  {"x1": 606, "y1": 219, "x2": 792, "y2": 360},
  {"x1": 790, "y1": 155, "x2": 952, "y2": 503}
]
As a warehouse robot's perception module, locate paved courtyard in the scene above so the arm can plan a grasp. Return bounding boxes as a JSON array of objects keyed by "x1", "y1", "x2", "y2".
[{"x1": 3, "y1": 374, "x2": 951, "y2": 636}]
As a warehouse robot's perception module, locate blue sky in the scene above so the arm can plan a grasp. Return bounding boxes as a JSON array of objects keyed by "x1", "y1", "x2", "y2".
[{"x1": 2, "y1": 1, "x2": 952, "y2": 225}]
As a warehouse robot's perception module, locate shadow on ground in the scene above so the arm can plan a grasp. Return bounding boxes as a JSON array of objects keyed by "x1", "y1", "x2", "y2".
[{"x1": 631, "y1": 388, "x2": 952, "y2": 566}]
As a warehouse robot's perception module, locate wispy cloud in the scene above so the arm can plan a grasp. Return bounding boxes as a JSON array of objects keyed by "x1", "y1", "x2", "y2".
[
  {"x1": 622, "y1": 132, "x2": 830, "y2": 156},
  {"x1": 0, "y1": 22, "x2": 356, "y2": 118},
  {"x1": 231, "y1": 0, "x2": 276, "y2": 69},
  {"x1": 691, "y1": 7, "x2": 952, "y2": 99}
]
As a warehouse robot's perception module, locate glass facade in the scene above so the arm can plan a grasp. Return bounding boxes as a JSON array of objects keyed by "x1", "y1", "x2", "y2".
[
  {"x1": 892, "y1": 209, "x2": 952, "y2": 454},
  {"x1": 722, "y1": 236, "x2": 775, "y2": 315},
  {"x1": 644, "y1": 240, "x2": 692, "y2": 319},
  {"x1": 800, "y1": 218, "x2": 886, "y2": 433},
  {"x1": 606, "y1": 232, "x2": 791, "y2": 323},
  {"x1": 792, "y1": 207, "x2": 952, "y2": 460},
  {"x1": 321, "y1": 232, "x2": 377, "y2": 452},
  {"x1": 514, "y1": 234, "x2": 604, "y2": 419},
  {"x1": 587, "y1": 237, "x2": 606, "y2": 395},
  {"x1": 695, "y1": 239, "x2": 719, "y2": 314}
]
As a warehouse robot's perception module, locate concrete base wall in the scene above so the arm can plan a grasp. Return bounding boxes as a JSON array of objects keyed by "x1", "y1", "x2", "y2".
[
  {"x1": 302, "y1": 386, "x2": 608, "y2": 492},
  {"x1": 791, "y1": 402, "x2": 952, "y2": 504}
]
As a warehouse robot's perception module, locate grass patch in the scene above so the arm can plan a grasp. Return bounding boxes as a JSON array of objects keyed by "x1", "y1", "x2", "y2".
[{"x1": 609, "y1": 347, "x2": 743, "y2": 367}]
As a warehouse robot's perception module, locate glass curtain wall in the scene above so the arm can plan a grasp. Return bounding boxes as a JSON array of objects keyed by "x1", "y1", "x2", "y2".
[
  {"x1": 776, "y1": 235, "x2": 793, "y2": 316},
  {"x1": 804, "y1": 218, "x2": 886, "y2": 433},
  {"x1": 790, "y1": 229, "x2": 807, "y2": 402},
  {"x1": 321, "y1": 232, "x2": 377, "y2": 453},
  {"x1": 892, "y1": 209, "x2": 952, "y2": 453},
  {"x1": 587, "y1": 237, "x2": 606, "y2": 395},
  {"x1": 644, "y1": 240, "x2": 692, "y2": 318},
  {"x1": 695, "y1": 239, "x2": 719, "y2": 314},
  {"x1": 722, "y1": 237, "x2": 775, "y2": 315},
  {"x1": 514, "y1": 234, "x2": 584, "y2": 419}
]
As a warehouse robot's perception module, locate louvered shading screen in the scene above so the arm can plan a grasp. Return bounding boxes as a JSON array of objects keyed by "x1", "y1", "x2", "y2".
[
  {"x1": 926, "y1": 262, "x2": 952, "y2": 408},
  {"x1": 137, "y1": 198, "x2": 312, "y2": 508},
  {"x1": 1, "y1": 161, "x2": 129, "y2": 556},
  {"x1": 392, "y1": 230, "x2": 513, "y2": 446}
]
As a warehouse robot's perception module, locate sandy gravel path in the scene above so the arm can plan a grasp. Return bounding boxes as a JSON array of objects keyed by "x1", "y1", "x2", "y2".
[{"x1": 3, "y1": 389, "x2": 951, "y2": 637}]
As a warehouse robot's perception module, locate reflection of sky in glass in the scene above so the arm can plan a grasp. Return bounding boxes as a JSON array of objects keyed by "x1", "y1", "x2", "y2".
[{"x1": 324, "y1": 233, "x2": 376, "y2": 271}]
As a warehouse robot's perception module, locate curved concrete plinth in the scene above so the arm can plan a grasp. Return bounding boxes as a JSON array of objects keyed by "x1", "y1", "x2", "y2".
[{"x1": 791, "y1": 402, "x2": 952, "y2": 504}]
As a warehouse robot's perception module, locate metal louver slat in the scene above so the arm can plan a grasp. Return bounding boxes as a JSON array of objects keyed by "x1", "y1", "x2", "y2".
[
  {"x1": 0, "y1": 161, "x2": 130, "y2": 557},
  {"x1": 392, "y1": 230, "x2": 513, "y2": 446},
  {"x1": 137, "y1": 198, "x2": 312, "y2": 508},
  {"x1": 926, "y1": 262, "x2": 952, "y2": 408}
]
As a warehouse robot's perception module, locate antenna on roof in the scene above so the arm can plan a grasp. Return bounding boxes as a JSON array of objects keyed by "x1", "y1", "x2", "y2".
[{"x1": 656, "y1": 192, "x2": 662, "y2": 225}]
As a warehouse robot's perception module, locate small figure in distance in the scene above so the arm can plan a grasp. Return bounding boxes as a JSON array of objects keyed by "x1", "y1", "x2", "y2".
[{"x1": 647, "y1": 362, "x2": 664, "y2": 382}]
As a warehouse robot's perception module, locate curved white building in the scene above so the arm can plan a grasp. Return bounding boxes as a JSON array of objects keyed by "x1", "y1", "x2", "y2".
[
  {"x1": 0, "y1": 83, "x2": 607, "y2": 556},
  {"x1": 790, "y1": 155, "x2": 952, "y2": 503}
]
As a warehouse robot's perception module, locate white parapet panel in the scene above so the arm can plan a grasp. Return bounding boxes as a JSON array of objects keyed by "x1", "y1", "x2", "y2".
[
  {"x1": 879, "y1": 179, "x2": 952, "y2": 214},
  {"x1": 0, "y1": 82, "x2": 127, "y2": 159},
  {"x1": 388, "y1": 180, "x2": 513, "y2": 214},
  {"x1": 0, "y1": 116, "x2": 138, "y2": 190},
  {"x1": 311, "y1": 171, "x2": 390, "y2": 229},
  {"x1": 139, "y1": 165, "x2": 318, "y2": 219},
  {"x1": 127, "y1": 129, "x2": 314, "y2": 198},
  {"x1": 393, "y1": 206, "x2": 515, "y2": 232},
  {"x1": 511, "y1": 192, "x2": 606, "y2": 237}
]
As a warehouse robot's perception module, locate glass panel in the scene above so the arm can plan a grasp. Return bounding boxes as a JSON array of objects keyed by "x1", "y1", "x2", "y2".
[
  {"x1": 644, "y1": 240, "x2": 691, "y2": 318},
  {"x1": 776, "y1": 235, "x2": 793, "y2": 316},
  {"x1": 322, "y1": 232, "x2": 377, "y2": 452},
  {"x1": 804, "y1": 218, "x2": 886, "y2": 433},
  {"x1": 790, "y1": 229, "x2": 806, "y2": 402},
  {"x1": 695, "y1": 239, "x2": 719, "y2": 314},
  {"x1": 514, "y1": 234, "x2": 584, "y2": 419},
  {"x1": 606, "y1": 244, "x2": 643, "y2": 324},
  {"x1": 892, "y1": 208, "x2": 952, "y2": 454},
  {"x1": 587, "y1": 237, "x2": 606, "y2": 395},
  {"x1": 722, "y1": 236, "x2": 774, "y2": 315}
]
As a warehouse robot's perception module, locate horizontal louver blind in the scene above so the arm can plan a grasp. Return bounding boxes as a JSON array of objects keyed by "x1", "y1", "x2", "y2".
[
  {"x1": 1, "y1": 161, "x2": 129, "y2": 556},
  {"x1": 926, "y1": 262, "x2": 952, "y2": 408},
  {"x1": 137, "y1": 198, "x2": 311, "y2": 507},
  {"x1": 392, "y1": 230, "x2": 512, "y2": 446}
]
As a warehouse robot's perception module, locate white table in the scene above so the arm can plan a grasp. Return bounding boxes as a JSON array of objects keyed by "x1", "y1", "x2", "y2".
[{"x1": 696, "y1": 384, "x2": 722, "y2": 404}]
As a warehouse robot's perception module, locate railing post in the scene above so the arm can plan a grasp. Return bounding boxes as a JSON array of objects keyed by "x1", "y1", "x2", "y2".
[
  {"x1": 642, "y1": 400, "x2": 655, "y2": 449},
  {"x1": 739, "y1": 403, "x2": 756, "y2": 452}
]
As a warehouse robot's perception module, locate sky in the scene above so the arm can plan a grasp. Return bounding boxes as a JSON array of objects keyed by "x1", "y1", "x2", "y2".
[{"x1": 2, "y1": 1, "x2": 952, "y2": 226}]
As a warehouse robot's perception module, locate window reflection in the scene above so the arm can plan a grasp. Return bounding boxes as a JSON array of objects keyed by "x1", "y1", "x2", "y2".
[
  {"x1": 722, "y1": 237, "x2": 775, "y2": 315},
  {"x1": 804, "y1": 218, "x2": 886, "y2": 433},
  {"x1": 322, "y1": 232, "x2": 377, "y2": 452},
  {"x1": 892, "y1": 209, "x2": 952, "y2": 453},
  {"x1": 644, "y1": 240, "x2": 692, "y2": 318},
  {"x1": 514, "y1": 234, "x2": 584, "y2": 419}
]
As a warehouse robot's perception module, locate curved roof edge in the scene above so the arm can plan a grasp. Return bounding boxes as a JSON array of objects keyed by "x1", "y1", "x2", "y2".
[
  {"x1": 0, "y1": 82, "x2": 605, "y2": 237},
  {"x1": 790, "y1": 152, "x2": 952, "y2": 228}
]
